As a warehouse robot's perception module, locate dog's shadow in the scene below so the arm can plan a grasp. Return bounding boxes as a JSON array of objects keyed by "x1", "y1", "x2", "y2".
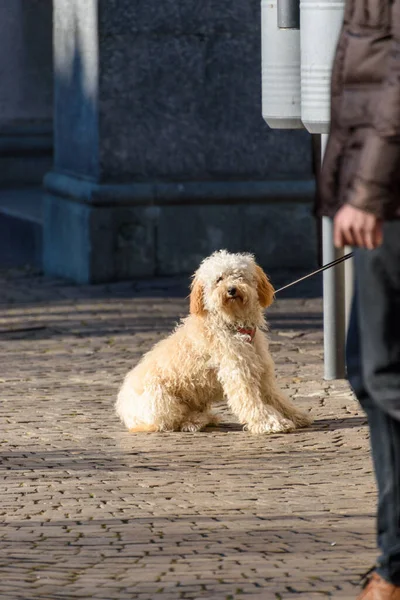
[
  {"x1": 205, "y1": 415, "x2": 367, "y2": 434},
  {"x1": 309, "y1": 416, "x2": 368, "y2": 431},
  {"x1": 205, "y1": 422, "x2": 243, "y2": 432}
]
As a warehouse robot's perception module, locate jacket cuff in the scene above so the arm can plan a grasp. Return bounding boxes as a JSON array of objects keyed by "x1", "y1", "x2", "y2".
[
  {"x1": 346, "y1": 178, "x2": 388, "y2": 218},
  {"x1": 345, "y1": 129, "x2": 400, "y2": 217}
]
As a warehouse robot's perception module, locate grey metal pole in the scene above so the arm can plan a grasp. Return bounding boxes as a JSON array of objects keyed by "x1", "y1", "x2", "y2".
[
  {"x1": 321, "y1": 133, "x2": 346, "y2": 379},
  {"x1": 277, "y1": 0, "x2": 300, "y2": 28},
  {"x1": 344, "y1": 246, "x2": 354, "y2": 334}
]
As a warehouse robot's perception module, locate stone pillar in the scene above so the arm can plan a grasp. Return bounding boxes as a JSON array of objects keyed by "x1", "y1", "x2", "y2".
[
  {"x1": 44, "y1": 0, "x2": 315, "y2": 283},
  {"x1": 0, "y1": 0, "x2": 53, "y2": 185}
]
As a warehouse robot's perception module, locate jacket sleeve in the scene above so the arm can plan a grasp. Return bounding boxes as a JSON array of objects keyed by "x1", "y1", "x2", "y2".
[{"x1": 346, "y1": 0, "x2": 400, "y2": 218}]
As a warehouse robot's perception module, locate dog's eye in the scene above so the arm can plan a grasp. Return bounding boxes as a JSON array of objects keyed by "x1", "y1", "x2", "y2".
[{"x1": 216, "y1": 276, "x2": 223, "y2": 283}]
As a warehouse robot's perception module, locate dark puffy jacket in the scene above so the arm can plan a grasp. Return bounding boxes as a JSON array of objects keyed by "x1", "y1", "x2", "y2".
[{"x1": 316, "y1": 0, "x2": 400, "y2": 219}]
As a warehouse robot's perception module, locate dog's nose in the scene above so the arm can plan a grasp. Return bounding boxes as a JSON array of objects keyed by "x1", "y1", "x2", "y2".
[{"x1": 228, "y1": 287, "x2": 237, "y2": 297}]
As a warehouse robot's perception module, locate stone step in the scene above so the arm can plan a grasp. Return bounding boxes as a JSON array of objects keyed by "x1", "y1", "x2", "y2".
[{"x1": 0, "y1": 188, "x2": 43, "y2": 268}]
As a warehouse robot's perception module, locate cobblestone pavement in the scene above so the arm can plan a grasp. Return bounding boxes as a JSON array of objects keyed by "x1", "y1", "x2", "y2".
[{"x1": 0, "y1": 268, "x2": 376, "y2": 600}]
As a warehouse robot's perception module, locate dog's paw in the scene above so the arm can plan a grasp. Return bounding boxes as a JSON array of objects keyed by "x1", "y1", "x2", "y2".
[
  {"x1": 207, "y1": 412, "x2": 221, "y2": 426},
  {"x1": 180, "y1": 421, "x2": 206, "y2": 433},
  {"x1": 180, "y1": 411, "x2": 217, "y2": 432},
  {"x1": 245, "y1": 417, "x2": 295, "y2": 435},
  {"x1": 291, "y1": 410, "x2": 313, "y2": 428}
]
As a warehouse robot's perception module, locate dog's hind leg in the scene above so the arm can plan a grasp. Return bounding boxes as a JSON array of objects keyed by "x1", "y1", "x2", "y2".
[
  {"x1": 116, "y1": 385, "x2": 190, "y2": 432},
  {"x1": 129, "y1": 423, "x2": 159, "y2": 433}
]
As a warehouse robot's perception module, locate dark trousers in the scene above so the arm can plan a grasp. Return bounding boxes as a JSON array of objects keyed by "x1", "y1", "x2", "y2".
[{"x1": 346, "y1": 222, "x2": 400, "y2": 584}]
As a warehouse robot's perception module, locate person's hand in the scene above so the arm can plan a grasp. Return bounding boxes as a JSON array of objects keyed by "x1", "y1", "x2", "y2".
[{"x1": 333, "y1": 204, "x2": 383, "y2": 249}]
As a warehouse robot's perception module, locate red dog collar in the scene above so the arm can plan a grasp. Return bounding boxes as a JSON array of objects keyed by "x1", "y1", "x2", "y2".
[{"x1": 236, "y1": 327, "x2": 256, "y2": 342}]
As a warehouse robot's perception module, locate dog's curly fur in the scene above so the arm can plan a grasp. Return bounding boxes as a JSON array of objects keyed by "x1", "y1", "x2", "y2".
[{"x1": 116, "y1": 250, "x2": 313, "y2": 434}]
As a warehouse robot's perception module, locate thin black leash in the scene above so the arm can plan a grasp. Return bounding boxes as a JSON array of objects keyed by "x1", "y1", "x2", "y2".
[{"x1": 274, "y1": 252, "x2": 354, "y2": 294}]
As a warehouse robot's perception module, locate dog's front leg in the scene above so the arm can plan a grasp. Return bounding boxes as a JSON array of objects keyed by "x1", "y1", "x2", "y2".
[
  {"x1": 257, "y1": 341, "x2": 313, "y2": 429},
  {"x1": 217, "y1": 359, "x2": 295, "y2": 434}
]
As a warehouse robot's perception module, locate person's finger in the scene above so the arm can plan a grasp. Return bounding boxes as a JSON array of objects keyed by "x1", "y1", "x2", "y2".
[
  {"x1": 364, "y1": 218, "x2": 383, "y2": 250},
  {"x1": 334, "y1": 220, "x2": 346, "y2": 248},
  {"x1": 341, "y1": 226, "x2": 356, "y2": 248},
  {"x1": 350, "y1": 223, "x2": 365, "y2": 248},
  {"x1": 364, "y1": 226, "x2": 375, "y2": 250}
]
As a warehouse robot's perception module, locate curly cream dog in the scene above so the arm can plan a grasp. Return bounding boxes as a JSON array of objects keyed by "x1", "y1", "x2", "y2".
[{"x1": 116, "y1": 250, "x2": 313, "y2": 434}]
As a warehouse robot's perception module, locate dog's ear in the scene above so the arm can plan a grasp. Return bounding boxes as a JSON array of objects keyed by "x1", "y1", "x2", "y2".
[
  {"x1": 255, "y1": 265, "x2": 275, "y2": 308},
  {"x1": 190, "y1": 278, "x2": 207, "y2": 316}
]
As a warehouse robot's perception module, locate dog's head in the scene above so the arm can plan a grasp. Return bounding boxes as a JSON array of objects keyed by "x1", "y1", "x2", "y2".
[{"x1": 190, "y1": 250, "x2": 274, "y2": 324}]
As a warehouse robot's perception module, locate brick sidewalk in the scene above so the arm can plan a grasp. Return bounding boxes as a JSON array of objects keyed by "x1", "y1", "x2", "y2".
[{"x1": 0, "y1": 269, "x2": 375, "y2": 599}]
